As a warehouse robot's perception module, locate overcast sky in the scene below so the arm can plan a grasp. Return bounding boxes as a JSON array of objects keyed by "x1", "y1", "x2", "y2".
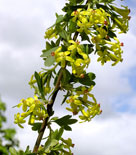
[{"x1": 0, "y1": 0, "x2": 136, "y2": 155}]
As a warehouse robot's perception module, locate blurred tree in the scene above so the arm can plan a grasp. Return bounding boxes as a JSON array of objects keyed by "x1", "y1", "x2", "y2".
[{"x1": 0, "y1": 97, "x2": 19, "y2": 155}]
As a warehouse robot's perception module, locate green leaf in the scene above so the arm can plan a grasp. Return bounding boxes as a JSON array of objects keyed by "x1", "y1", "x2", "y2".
[
  {"x1": 34, "y1": 72, "x2": 44, "y2": 98},
  {"x1": 3, "y1": 128, "x2": 16, "y2": 140},
  {"x1": 56, "y1": 127, "x2": 64, "y2": 140},
  {"x1": 59, "y1": 30, "x2": 68, "y2": 40},
  {"x1": 41, "y1": 46, "x2": 58, "y2": 67},
  {"x1": 61, "y1": 91, "x2": 70, "y2": 105},
  {"x1": 80, "y1": 32, "x2": 90, "y2": 42},
  {"x1": 9, "y1": 147, "x2": 18, "y2": 155},
  {"x1": 46, "y1": 41, "x2": 52, "y2": 50},
  {"x1": 31, "y1": 123, "x2": 42, "y2": 132},
  {"x1": 69, "y1": 20, "x2": 77, "y2": 33},
  {"x1": 110, "y1": 5, "x2": 130, "y2": 18},
  {"x1": 54, "y1": 115, "x2": 78, "y2": 131},
  {"x1": 54, "y1": 68, "x2": 61, "y2": 86},
  {"x1": 44, "y1": 138, "x2": 52, "y2": 153},
  {"x1": 61, "y1": 69, "x2": 72, "y2": 85},
  {"x1": 44, "y1": 137, "x2": 58, "y2": 153},
  {"x1": 79, "y1": 73, "x2": 96, "y2": 86},
  {"x1": 51, "y1": 117, "x2": 58, "y2": 121},
  {"x1": 108, "y1": 28, "x2": 117, "y2": 38},
  {"x1": 24, "y1": 146, "x2": 31, "y2": 153},
  {"x1": 0, "y1": 100, "x2": 6, "y2": 111},
  {"x1": 41, "y1": 47, "x2": 59, "y2": 58},
  {"x1": 51, "y1": 143, "x2": 64, "y2": 151},
  {"x1": 0, "y1": 146, "x2": 8, "y2": 155},
  {"x1": 44, "y1": 56, "x2": 55, "y2": 67},
  {"x1": 61, "y1": 138, "x2": 73, "y2": 147},
  {"x1": 81, "y1": 44, "x2": 94, "y2": 55},
  {"x1": 18, "y1": 150, "x2": 25, "y2": 155},
  {"x1": 56, "y1": 15, "x2": 64, "y2": 24},
  {"x1": 56, "y1": 38, "x2": 61, "y2": 46}
]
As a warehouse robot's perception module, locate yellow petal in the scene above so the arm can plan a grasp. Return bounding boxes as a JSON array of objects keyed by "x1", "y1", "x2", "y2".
[{"x1": 66, "y1": 56, "x2": 74, "y2": 62}]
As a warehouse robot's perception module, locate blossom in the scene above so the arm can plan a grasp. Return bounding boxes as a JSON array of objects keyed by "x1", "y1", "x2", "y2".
[
  {"x1": 55, "y1": 47, "x2": 74, "y2": 68},
  {"x1": 79, "y1": 104, "x2": 101, "y2": 122},
  {"x1": 44, "y1": 27, "x2": 58, "y2": 39},
  {"x1": 66, "y1": 86, "x2": 101, "y2": 122},
  {"x1": 90, "y1": 8, "x2": 110, "y2": 25},
  {"x1": 14, "y1": 95, "x2": 48, "y2": 128},
  {"x1": 68, "y1": 40, "x2": 90, "y2": 76},
  {"x1": 105, "y1": 37, "x2": 123, "y2": 65},
  {"x1": 97, "y1": 50, "x2": 111, "y2": 65},
  {"x1": 71, "y1": 9, "x2": 82, "y2": 22},
  {"x1": 77, "y1": 17, "x2": 91, "y2": 34},
  {"x1": 68, "y1": 40, "x2": 88, "y2": 59},
  {"x1": 66, "y1": 95, "x2": 82, "y2": 115},
  {"x1": 14, "y1": 113, "x2": 26, "y2": 128}
]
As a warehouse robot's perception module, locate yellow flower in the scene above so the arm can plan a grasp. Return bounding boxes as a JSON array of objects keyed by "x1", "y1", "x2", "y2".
[
  {"x1": 80, "y1": 8, "x2": 94, "y2": 16},
  {"x1": 44, "y1": 27, "x2": 58, "y2": 39},
  {"x1": 68, "y1": 40, "x2": 88, "y2": 59},
  {"x1": 28, "y1": 74, "x2": 36, "y2": 87},
  {"x1": 105, "y1": 37, "x2": 123, "y2": 65},
  {"x1": 79, "y1": 103, "x2": 101, "y2": 122},
  {"x1": 66, "y1": 95, "x2": 82, "y2": 106},
  {"x1": 14, "y1": 95, "x2": 48, "y2": 128},
  {"x1": 97, "y1": 27, "x2": 108, "y2": 39},
  {"x1": 90, "y1": 8, "x2": 110, "y2": 25},
  {"x1": 66, "y1": 95, "x2": 82, "y2": 115},
  {"x1": 14, "y1": 113, "x2": 26, "y2": 128},
  {"x1": 79, "y1": 109, "x2": 92, "y2": 122},
  {"x1": 97, "y1": 50, "x2": 111, "y2": 65},
  {"x1": 77, "y1": 17, "x2": 91, "y2": 34},
  {"x1": 71, "y1": 9, "x2": 83, "y2": 22},
  {"x1": 111, "y1": 5, "x2": 130, "y2": 18},
  {"x1": 55, "y1": 47, "x2": 74, "y2": 68},
  {"x1": 68, "y1": 40, "x2": 90, "y2": 75},
  {"x1": 68, "y1": 40, "x2": 81, "y2": 51}
]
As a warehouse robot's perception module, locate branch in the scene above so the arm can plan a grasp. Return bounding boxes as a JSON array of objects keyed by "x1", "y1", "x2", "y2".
[
  {"x1": 33, "y1": 14, "x2": 80, "y2": 154},
  {"x1": 32, "y1": 68, "x2": 63, "y2": 153}
]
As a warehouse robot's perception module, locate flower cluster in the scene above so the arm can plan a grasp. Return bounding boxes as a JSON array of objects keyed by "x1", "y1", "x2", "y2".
[
  {"x1": 14, "y1": 95, "x2": 48, "y2": 128},
  {"x1": 72, "y1": 8, "x2": 124, "y2": 66},
  {"x1": 71, "y1": 8, "x2": 110, "y2": 34},
  {"x1": 44, "y1": 27, "x2": 58, "y2": 39},
  {"x1": 66, "y1": 86, "x2": 102, "y2": 122},
  {"x1": 93, "y1": 36, "x2": 124, "y2": 66},
  {"x1": 55, "y1": 40, "x2": 90, "y2": 77}
]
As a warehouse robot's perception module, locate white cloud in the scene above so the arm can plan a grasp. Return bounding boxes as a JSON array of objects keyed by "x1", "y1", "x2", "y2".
[
  {"x1": 70, "y1": 113, "x2": 136, "y2": 155},
  {"x1": 0, "y1": 0, "x2": 136, "y2": 154},
  {"x1": 16, "y1": 113, "x2": 136, "y2": 155}
]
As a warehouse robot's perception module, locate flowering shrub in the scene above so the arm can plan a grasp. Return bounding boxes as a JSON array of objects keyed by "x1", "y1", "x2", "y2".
[{"x1": 11, "y1": 0, "x2": 130, "y2": 154}]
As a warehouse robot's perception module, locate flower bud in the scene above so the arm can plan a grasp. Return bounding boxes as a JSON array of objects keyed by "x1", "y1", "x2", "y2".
[
  {"x1": 80, "y1": 73, "x2": 85, "y2": 78},
  {"x1": 72, "y1": 144, "x2": 75, "y2": 147},
  {"x1": 74, "y1": 11, "x2": 78, "y2": 15},
  {"x1": 104, "y1": 20, "x2": 108, "y2": 25},
  {"x1": 51, "y1": 51, "x2": 55, "y2": 56},
  {"x1": 84, "y1": 89, "x2": 88, "y2": 94},
  {"x1": 106, "y1": 35, "x2": 109, "y2": 40},
  {"x1": 69, "y1": 98, "x2": 74, "y2": 103},
  {"x1": 128, "y1": 16, "x2": 131, "y2": 20},
  {"x1": 76, "y1": 40, "x2": 80, "y2": 45},
  {"x1": 73, "y1": 111, "x2": 78, "y2": 115},
  {"x1": 120, "y1": 42, "x2": 124, "y2": 46}
]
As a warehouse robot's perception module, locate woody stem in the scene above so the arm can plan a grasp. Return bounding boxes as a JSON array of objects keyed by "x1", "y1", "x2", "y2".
[{"x1": 32, "y1": 32, "x2": 79, "y2": 153}]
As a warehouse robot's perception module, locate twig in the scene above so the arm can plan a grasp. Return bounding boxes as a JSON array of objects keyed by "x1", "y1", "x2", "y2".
[{"x1": 32, "y1": 12, "x2": 80, "y2": 154}]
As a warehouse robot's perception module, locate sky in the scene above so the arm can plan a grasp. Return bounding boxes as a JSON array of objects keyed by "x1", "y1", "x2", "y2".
[{"x1": 0, "y1": 0, "x2": 136, "y2": 154}]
